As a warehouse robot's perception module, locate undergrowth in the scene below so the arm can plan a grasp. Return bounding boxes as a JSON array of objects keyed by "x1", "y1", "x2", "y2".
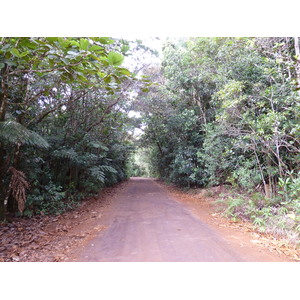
[{"x1": 216, "y1": 191, "x2": 300, "y2": 247}]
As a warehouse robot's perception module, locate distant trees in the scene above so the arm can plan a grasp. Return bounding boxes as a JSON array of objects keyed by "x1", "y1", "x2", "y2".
[{"x1": 138, "y1": 37, "x2": 300, "y2": 202}]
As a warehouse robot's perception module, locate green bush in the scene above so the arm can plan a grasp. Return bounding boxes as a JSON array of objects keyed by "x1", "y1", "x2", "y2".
[{"x1": 25, "y1": 182, "x2": 72, "y2": 215}]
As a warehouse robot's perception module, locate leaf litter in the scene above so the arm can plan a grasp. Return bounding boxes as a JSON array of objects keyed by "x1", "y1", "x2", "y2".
[{"x1": 0, "y1": 183, "x2": 123, "y2": 262}]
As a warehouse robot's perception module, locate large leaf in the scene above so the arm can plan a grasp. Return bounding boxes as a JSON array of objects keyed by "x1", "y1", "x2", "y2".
[
  {"x1": 107, "y1": 52, "x2": 124, "y2": 66},
  {"x1": 0, "y1": 121, "x2": 49, "y2": 148}
]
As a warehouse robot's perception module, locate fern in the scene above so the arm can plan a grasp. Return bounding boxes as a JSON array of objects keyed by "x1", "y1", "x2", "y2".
[
  {"x1": 89, "y1": 166, "x2": 106, "y2": 183},
  {"x1": 0, "y1": 120, "x2": 49, "y2": 148},
  {"x1": 98, "y1": 165, "x2": 118, "y2": 174},
  {"x1": 89, "y1": 165, "x2": 118, "y2": 183},
  {"x1": 87, "y1": 141, "x2": 109, "y2": 152},
  {"x1": 52, "y1": 148, "x2": 78, "y2": 161}
]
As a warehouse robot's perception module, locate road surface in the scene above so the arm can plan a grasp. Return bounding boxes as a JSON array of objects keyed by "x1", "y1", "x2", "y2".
[{"x1": 74, "y1": 178, "x2": 290, "y2": 262}]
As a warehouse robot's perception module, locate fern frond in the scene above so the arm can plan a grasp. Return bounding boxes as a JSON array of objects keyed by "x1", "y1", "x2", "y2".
[
  {"x1": 98, "y1": 165, "x2": 118, "y2": 174},
  {"x1": 87, "y1": 141, "x2": 109, "y2": 152},
  {"x1": 0, "y1": 120, "x2": 49, "y2": 148},
  {"x1": 89, "y1": 166, "x2": 106, "y2": 183},
  {"x1": 89, "y1": 165, "x2": 117, "y2": 183},
  {"x1": 52, "y1": 148, "x2": 78, "y2": 161}
]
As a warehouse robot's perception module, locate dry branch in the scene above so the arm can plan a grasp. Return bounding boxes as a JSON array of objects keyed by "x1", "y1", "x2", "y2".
[{"x1": 6, "y1": 167, "x2": 30, "y2": 214}]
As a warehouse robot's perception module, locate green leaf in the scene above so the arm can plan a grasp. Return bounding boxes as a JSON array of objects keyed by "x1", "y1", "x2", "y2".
[
  {"x1": 77, "y1": 74, "x2": 88, "y2": 82},
  {"x1": 112, "y1": 75, "x2": 121, "y2": 84},
  {"x1": 61, "y1": 58, "x2": 70, "y2": 65},
  {"x1": 79, "y1": 38, "x2": 89, "y2": 51},
  {"x1": 46, "y1": 37, "x2": 59, "y2": 43},
  {"x1": 22, "y1": 39, "x2": 38, "y2": 50},
  {"x1": 11, "y1": 48, "x2": 20, "y2": 58},
  {"x1": 5, "y1": 60, "x2": 17, "y2": 67},
  {"x1": 58, "y1": 38, "x2": 71, "y2": 48},
  {"x1": 99, "y1": 37, "x2": 114, "y2": 45},
  {"x1": 104, "y1": 75, "x2": 112, "y2": 83},
  {"x1": 20, "y1": 51, "x2": 30, "y2": 58},
  {"x1": 0, "y1": 63, "x2": 5, "y2": 69},
  {"x1": 97, "y1": 72, "x2": 106, "y2": 78},
  {"x1": 112, "y1": 74, "x2": 121, "y2": 84},
  {"x1": 107, "y1": 52, "x2": 124, "y2": 66},
  {"x1": 70, "y1": 40, "x2": 80, "y2": 47},
  {"x1": 121, "y1": 45, "x2": 130, "y2": 53},
  {"x1": 89, "y1": 45, "x2": 104, "y2": 52},
  {"x1": 117, "y1": 68, "x2": 131, "y2": 76}
]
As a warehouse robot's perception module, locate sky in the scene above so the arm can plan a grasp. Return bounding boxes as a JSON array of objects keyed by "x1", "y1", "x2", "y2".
[
  {"x1": 124, "y1": 38, "x2": 164, "y2": 138},
  {"x1": 2, "y1": 1, "x2": 300, "y2": 36}
]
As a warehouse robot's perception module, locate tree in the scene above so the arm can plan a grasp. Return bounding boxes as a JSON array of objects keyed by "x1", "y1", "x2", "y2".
[{"x1": 0, "y1": 37, "x2": 135, "y2": 220}]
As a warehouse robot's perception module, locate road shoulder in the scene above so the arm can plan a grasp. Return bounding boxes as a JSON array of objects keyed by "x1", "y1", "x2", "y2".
[{"x1": 155, "y1": 180, "x2": 298, "y2": 262}]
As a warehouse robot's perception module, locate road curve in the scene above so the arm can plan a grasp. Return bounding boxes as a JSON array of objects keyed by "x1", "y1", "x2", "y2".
[{"x1": 75, "y1": 178, "x2": 286, "y2": 262}]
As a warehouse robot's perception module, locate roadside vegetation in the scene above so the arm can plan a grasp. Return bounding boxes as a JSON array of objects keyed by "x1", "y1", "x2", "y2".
[{"x1": 133, "y1": 37, "x2": 300, "y2": 246}]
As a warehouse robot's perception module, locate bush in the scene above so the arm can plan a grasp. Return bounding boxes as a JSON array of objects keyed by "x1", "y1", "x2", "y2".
[{"x1": 25, "y1": 182, "x2": 74, "y2": 215}]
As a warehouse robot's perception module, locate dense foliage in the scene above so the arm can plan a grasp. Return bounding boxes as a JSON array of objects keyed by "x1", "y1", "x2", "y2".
[
  {"x1": 0, "y1": 37, "x2": 148, "y2": 220},
  {"x1": 137, "y1": 37, "x2": 300, "y2": 197}
]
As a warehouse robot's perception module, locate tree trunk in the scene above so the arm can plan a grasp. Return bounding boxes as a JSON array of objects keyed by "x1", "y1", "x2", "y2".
[
  {"x1": 253, "y1": 145, "x2": 269, "y2": 198},
  {"x1": 0, "y1": 154, "x2": 5, "y2": 221},
  {"x1": 0, "y1": 67, "x2": 8, "y2": 221},
  {"x1": 294, "y1": 37, "x2": 300, "y2": 96}
]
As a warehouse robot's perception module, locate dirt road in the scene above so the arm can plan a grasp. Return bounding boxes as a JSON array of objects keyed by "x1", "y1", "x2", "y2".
[{"x1": 72, "y1": 178, "x2": 292, "y2": 262}]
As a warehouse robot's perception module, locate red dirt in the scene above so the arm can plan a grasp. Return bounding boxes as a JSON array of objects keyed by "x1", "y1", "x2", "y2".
[
  {"x1": 67, "y1": 178, "x2": 297, "y2": 262},
  {"x1": 1, "y1": 178, "x2": 298, "y2": 262},
  {"x1": 161, "y1": 182, "x2": 300, "y2": 262}
]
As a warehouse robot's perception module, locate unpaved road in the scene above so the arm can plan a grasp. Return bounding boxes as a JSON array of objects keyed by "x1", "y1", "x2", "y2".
[{"x1": 71, "y1": 178, "x2": 293, "y2": 262}]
